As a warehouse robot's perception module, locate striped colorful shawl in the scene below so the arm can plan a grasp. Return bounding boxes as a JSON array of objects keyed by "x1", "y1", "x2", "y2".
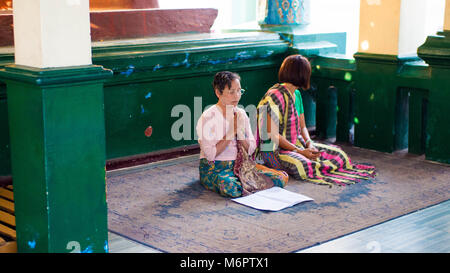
[{"x1": 256, "y1": 83, "x2": 304, "y2": 153}]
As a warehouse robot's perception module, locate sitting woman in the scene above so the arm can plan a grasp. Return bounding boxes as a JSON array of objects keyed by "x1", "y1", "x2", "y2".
[
  {"x1": 196, "y1": 71, "x2": 288, "y2": 197},
  {"x1": 256, "y1": 55, "x2": 376, "y2": 186}
]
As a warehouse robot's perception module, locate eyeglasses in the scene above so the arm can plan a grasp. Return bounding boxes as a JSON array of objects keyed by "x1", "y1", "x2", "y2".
[{"x1": 226, "y1": 88, "x2": 246, "y2": 96}]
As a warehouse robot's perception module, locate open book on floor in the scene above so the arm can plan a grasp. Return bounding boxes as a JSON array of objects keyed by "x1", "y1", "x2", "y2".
[{"x1": 232, "y1": 187, "x2": 314, "y2": 211}]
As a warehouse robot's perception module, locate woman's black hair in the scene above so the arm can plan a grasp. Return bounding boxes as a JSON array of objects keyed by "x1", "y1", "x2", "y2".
[{"x1": 212, "y1": 71, "x2": 241, "y2": 94}]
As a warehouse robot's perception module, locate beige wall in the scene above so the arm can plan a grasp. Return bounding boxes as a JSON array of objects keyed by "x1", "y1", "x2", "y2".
[
  {"x1": 358, "y1": 0, "x2": 401, "y2": 55},
  {"x1": 445, "y1": 0, "x2": 450, "y2": 30},
  {"x1": 359, "y1": 0, "x2": 446, "y2": 56},
  {"x1": 14, "y1": 0, "x2": 92, "y2": 68}
]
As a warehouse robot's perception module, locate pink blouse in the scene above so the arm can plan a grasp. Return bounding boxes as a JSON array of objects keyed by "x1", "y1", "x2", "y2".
[{"x1": 196, "y1": 105, "x2": 256, "y2": 161}]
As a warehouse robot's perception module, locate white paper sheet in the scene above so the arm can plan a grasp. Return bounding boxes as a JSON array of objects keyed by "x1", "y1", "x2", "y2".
[{"x1": 232, "y1": 187, "x2": 313, "y2": 211}]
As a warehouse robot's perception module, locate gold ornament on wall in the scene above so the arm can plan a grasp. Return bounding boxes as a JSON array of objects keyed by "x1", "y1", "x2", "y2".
[
  {"x1": 287, "y1": 8, "x2": 294, "y2": 23},
  {"x1": 292, "y1": 0, "x2": 299, "y2": 10},
  {"x1": 281, "y1": 0, "x2": 290, "y2": 11},
  {"x1": 278, "y1": 8, "x2": 284, "y2": 23}
]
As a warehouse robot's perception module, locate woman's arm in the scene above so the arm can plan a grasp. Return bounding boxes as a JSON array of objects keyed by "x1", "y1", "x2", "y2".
[
  {"x1": 298, "y1": 113, "x2": 317, "y2": 151},
  {"x1": 237, "y1": 139, "x2": 250, "y2": 152},
  {"x1": 267, "y1": 113, "x2": 319, "y2": 160},
  {"x1": 215, "y1": 110, "x2": 254, "y2": 157}
]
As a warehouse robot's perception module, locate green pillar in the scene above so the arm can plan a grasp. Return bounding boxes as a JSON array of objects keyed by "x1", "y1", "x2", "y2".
[
  {"x1": 408, "y1": 88, "x2": 428, "y2": 155},
  {"x1": 316, "y1": 84, "x2": 337, "y2": 140},
  {"x1": 0, "y1": 65, "x2": 112, "y2": 253},
  {"x1": 418, "y1": 31, "x2": 450, "y2": 164},
  {"x1": 394, "y1": 87, "x2": 409, "y2": 151}
]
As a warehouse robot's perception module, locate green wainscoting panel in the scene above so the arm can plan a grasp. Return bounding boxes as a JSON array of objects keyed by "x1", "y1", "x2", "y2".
[
  {"x1": 396, "y1": 60, "x2": 431, "y2": 156},
  {"x1": 298, "y1": 87, "x2": 316, "y2": 130},
  {"x1": 353, "y1": 53, "x2": 405, "y2": 153},
  {"x1": 314, "y1": 82, "x2": 337, "y2": 140},
  {"x1": 102, "y1": 68, "x2": 280, "y2": 160},
  {"x1": 0, "y1": 65, "x2": 112, "y2": 252},
  {"x1": 309, "y1": 55, "x2": 356, "y2": 142},
  {"x1": 404, "y1": 87, "x2": 428, "y2": 155}
]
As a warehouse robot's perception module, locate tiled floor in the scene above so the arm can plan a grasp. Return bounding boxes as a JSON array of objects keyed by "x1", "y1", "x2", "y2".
[
  {"x1": 108, "y1": 199, "x2": 450, "y2": 253},
  {"x1": 297, "y1": 200, "x2": 450, "y2": 253}
]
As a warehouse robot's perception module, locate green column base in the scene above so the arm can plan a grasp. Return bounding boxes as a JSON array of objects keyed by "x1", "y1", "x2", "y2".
[{"x1": 0, "y1": 64, "x2": 112, "y2": 253}]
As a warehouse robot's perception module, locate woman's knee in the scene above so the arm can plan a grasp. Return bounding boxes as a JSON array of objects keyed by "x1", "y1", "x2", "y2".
[
  {"x1": 217, "y1": 176, "x2": 242, "y2": 197},
  {"x1": 272, "y1": 172, "x2": 289, "y2": 188}
]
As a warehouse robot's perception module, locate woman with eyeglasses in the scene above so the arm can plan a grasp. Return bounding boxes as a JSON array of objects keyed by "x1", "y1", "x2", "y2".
[
  {"x1": 196, "y1": 71, "x2": 288, "y2": 197},
  {"x1": 256, "y1": 55, "x2": 376, "y2": 186}
]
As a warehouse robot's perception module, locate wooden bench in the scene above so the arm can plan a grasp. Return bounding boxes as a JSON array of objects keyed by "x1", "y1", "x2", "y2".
[{"x1": 0, "y1": 185, "x2": 16, "y2": 253}]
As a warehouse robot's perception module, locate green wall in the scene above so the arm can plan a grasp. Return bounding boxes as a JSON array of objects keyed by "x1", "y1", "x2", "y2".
[
  {"x1": 1, "y1": 30, "x2": 449, "y2": 179},
  {"x1": 95, "y1": 33, "x2": 288, "y2": 160},
  {"x1": 309, "y1": 55, "x2": 356, "y2": 142},
  {"x1": 0, "y1": 32, "x2": 288, "y2": 175}
]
